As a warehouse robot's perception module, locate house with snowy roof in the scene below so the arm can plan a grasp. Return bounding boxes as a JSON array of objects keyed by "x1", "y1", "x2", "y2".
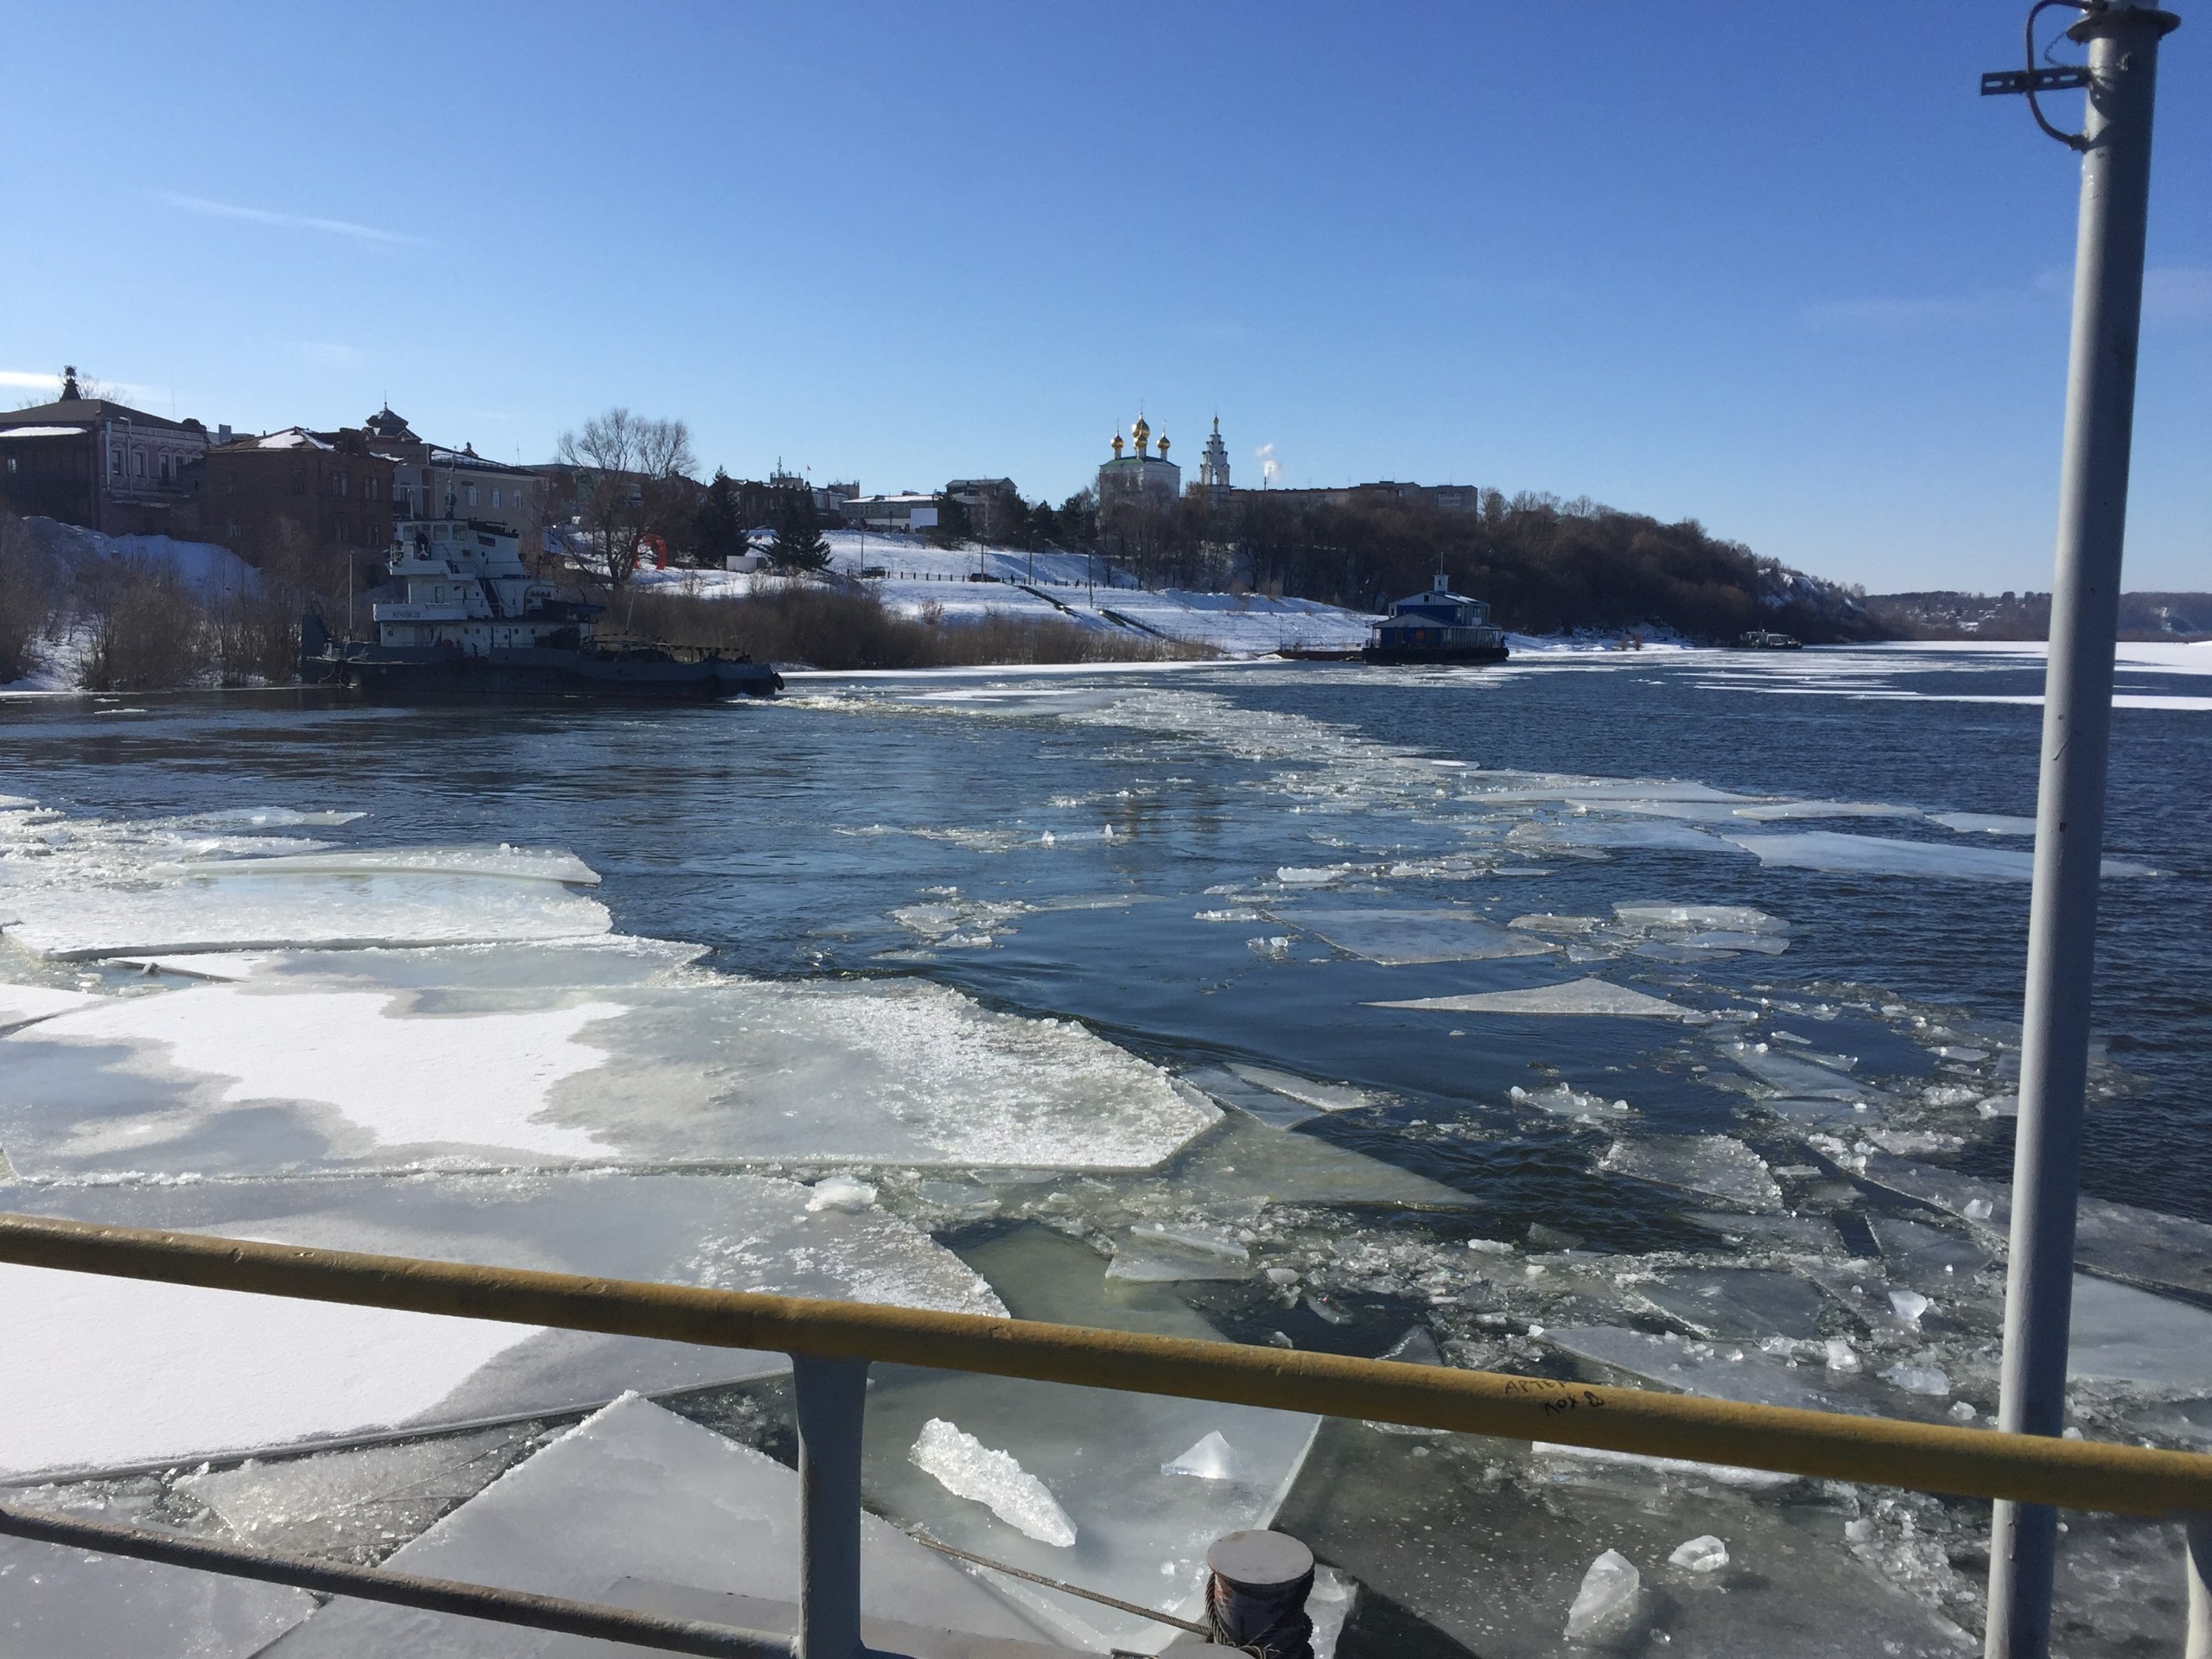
[{"x1": 0, "y1": 368, "x2": 212, "y2": 535}]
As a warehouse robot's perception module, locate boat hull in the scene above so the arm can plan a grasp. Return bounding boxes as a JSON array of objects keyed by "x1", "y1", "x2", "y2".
[
  {"x1": 1360, "y1": 644, "x2": 1511, "y2": 666},
  {"x1": 313, "y1": 645, "x2": 782, "y2": 702}
]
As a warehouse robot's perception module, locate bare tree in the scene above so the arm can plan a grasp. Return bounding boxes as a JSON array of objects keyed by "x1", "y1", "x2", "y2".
[{"x1": 556, "y1": 408, "x2": 699, "y2": 587}]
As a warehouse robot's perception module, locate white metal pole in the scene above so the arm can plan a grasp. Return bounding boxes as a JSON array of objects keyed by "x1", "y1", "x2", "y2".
[{"x1": 1984, "y1": 7, "x2": 2177, "y2": 1656}]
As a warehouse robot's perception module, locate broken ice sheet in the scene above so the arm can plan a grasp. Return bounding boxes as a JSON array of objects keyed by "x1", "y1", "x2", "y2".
[
  {"x1": 0, "y1": 1171, "x2": 1001, "y2": 1478},
  {"x1": 1107, "y1": 1223, "x2": 1252, "y2": 1282},
  {"x1": 1637, "y1": 1268, "x2": 1829, "y2": 1340},
  {"x1": 0, "y1": 1529, "x2": 313, "y2": 1658},
  {"x1": 1721, "y1": 829, "x2": 2161, "y2": 881},
  {"x1": 1929, "y1": 811, "x2": 2037, "y2": 836},
  {"x1": 260, "y1": 1395, "x2": 1063, "y2": 1656},
  {"x1": 1370, "y1": 976, "x2": 1689, "y2": 1017},
  {"x1": 1289, "y1": 908, "x2": 1557, "y2": 965},
  {"x1": 0, "y1": 980, "x2": 105, "y2": 1031},
  {"x1": 861, "y1": 1224, "x2": 1322, "y2": 1654},
  {"x1": 0, "y1": 972, "x2": 1217, "y2": 1176},
  {"x1": 2066, "y1": 1275, "x2": 2212, "y2": 1395},
  {"x1": 1725, "y1": 1040, "x2": 1882, "y2": 1102},
  {"x1": 2, "y1": 865, "x2": 612, "y2": 960},
  {"x1": 1600, "y1": 1135, "x2": 1784, "y2": 1211},
  {"x1": 1545, "y1": 1326, "x2": 1835, "y2": 1409}
]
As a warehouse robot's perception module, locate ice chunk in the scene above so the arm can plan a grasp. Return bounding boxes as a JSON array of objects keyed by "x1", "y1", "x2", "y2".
[
  {"x1": 1888, "y1": 1287, "x2": 1931, "y2": 1325},
  {"x1": 1824, "y1": 1338, "x2": 1862, "y2": 1373},
  {"x1": 1226, "y1": 1063, "x2": 1371, "y2": 1113},
  {"x1": 3, "y1": 868, "x2": 612, "y2": 959},
  {"x1": 1108, "y1": 1224, "x2": 1252, "y2": 1282},
  {"x1": 264, "y1": 1395, "x2": 1061, "y2": 1654},
  {"x1": 1729, "y1": 801, "x2": 1920, "y2": 822},
  {"x1": 165, "y1": 808, "x2": 366, "y2": 830},
  {"x1": 1613, "y1": 903, "x2": 1789, "y2": 935},
  {"x1": 1725, "y1": 1041, "x2": 1875, "y2": 1101},
  {"x1": 1883, "y1": 1362, "x2": 1952, "y2": 1397},
  {"x1": 1294, "y1": 908, "x2": 1556, "y2": 965},
  {"x1": 0, "y1": 1528, "x2": 312, "y2": 1657},
  {"x1": 804, "y1": 1174, "x2": 877, "y2": 1211},
  {"x1": 1929, "y1": 811, "x2": 2037, "y2": 836},
  {"x1": 1669, "y1": 1534, "x2": 1731, "y2": 1572},
  {"x1": 1370, "y1": 977, "x2": 1689, "y2": 1017},
  {"x1": 1563, "y1": 1548, "x2": 1640, "y2": 1641},
  {"x1": 1547, "y1": 1327, "x2": 1835, "y2": 1409},
  {"x1": 1532, "y1": 1441, "x2": 1793, "y2": 1489},
  {"x1": 1640, "y1": 1269, "x2": 1828, "y2": 1341},
  {"x1": 1721, "y1": 830, "x2": 2160, "y2": 881},
  {"x1": 0, "y1": 981, "x2": 105, "y2": 1030},
  {"x1": 1601, "y1": 1136, "x2": 1784, "y2": 1211},
  {"x1": 1512, "y1": 1083, "x2": 1629, "y2": 1118},
  {"x1": 1162, "y1": 1430, "x2": 1244, "y2": 1481},
  {"x1": 168, "y1": 845, "x2": 599, "y2": 885},
  {"x1": 911, "y1": 1418, "x2": 1079, "y2": 1547},
  {"x1": 0, "y1": 1171, "x2": 1001, "y2": 1478}
]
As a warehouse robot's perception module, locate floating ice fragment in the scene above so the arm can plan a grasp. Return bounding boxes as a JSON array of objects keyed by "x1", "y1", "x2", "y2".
[
  {"x1": 1370, "y1": 977, "x2": 1689, "y2": 1018},
  {"x1": 1930, "y1": 811, "x2": 2037, "y2": 836},
  {"x1": 1600, "y1": 1136, "x2": 1783, "y2": 1211},
  {"x1": 1824, "y1": 1338, "x2": 1862, "y2": 1373},
  {"x1": 1888, "y1": 1287, "x2": 1930, "y2": 1326},
  {"x1": 166, "y1": 808, "x2": 366, "y2": 831},
  {"x1": 1227, "y1": 1064, "x2": 1370, "y2": 1113},
  {"x1": 910, "y1": 1418, "x2": 1078, "y2": 1547},
  {"x1": 1613, "y1": 903, "x2": 1789, "y2": 935},
  {"x1": 1668, "y1": 1535, "x2": 1730, "y2": 1573},
  {"x1": 1161, "y1": 1430, "x2": 1243, "y2": 1481},
  {"x1": 1564, "y1": 1548, "x2": 1640, "y2": 1642},
  {"x1": 1883, "y1": 1362, "x2": 1952, "y2": 1397},
  {"x1": 1514, "y1": 1082, "x2": 1630, "y2": 1118},
  {"x1": 1721, "y1": 830, "x2": 2160, "y2": 881},
  {"x1": 1964, "y1": 1198, "x2": 1995, "y2": 1222},
  {"x1": 1949, "y1": 1401, "x2": 1979, "y2": 1421},
  {"x1": 1295, "y1": 908, "x2": 1556, "y2": 965},
  {"x1": 1275, "y1": 866, "x2": 1345, "y2": 886},
  {"x1": 806, "y1": 1174, "x2": 879, "y2": 1212},
  {"x1": 172, "y1": 845, "x2": 600, "y2": 885},
  {"x1": 1248, "y1": 935, "x2": 1293, "y2": 960},
  {"x1": 1107, "y1": 1224, "x2": 1251, "y2": 1282}
]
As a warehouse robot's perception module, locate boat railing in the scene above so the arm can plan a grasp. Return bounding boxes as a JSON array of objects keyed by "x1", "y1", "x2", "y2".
[{"x1": 0, "y1": 1212, "x2": 2204, "y2": 1658}]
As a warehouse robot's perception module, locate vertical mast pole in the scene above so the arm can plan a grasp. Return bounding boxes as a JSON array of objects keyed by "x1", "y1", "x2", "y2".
[{"x1": 1984, "y1": 6, "x2": 2177, "y2": 1656}]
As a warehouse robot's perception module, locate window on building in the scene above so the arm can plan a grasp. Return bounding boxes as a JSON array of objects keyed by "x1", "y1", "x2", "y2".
[
  {"x1": 4, "y1": 457, "x2": 15, "y2": 475},
  {"x1": 111, "y1": 449, "x2": 122, "y2": 476},
  {"x1": 467, "y1": 486, "x2": 479, "y2": 507},
  {"x1": 492, "y1": 488, "x2": 502, "y2": 509},
  {"x1": 134, "y1": 452, "x2": 145, "y2": 478},
  {"x1": 337, "y1": 473, "x2": 348, "y2": 498}
]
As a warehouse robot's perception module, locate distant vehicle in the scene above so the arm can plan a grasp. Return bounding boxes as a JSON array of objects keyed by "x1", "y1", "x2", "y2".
[
  {"x1": 856, "y1": 565, "x2": 889, "y2": 579},
  {"x1": 301, "y1": 514, "x2": 781, "y2": 701},
  {"x1": 1360, "y1": 575, "x2": 1510, "y2": 666},
  {"x1": 1738, "y1": 629, "x2": 1803, "y2": 650}
]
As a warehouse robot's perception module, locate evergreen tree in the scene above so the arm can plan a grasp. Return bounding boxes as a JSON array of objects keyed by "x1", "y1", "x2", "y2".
[
  {"x1": 769, "y1": 487, "x2": 831, "y2": 572},
  {"x1": 690, "y1": 469, "x2": 745, "y2": 567}
]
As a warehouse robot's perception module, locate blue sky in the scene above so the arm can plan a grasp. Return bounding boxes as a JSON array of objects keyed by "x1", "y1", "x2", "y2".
[{"x1": 4, "y1": 2, "x2": 2205, "y2": 592}]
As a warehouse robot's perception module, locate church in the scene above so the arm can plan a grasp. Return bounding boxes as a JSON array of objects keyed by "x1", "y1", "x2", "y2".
[{"x1": 1094, "y1": 415, "x2": 1179, "y2": 513}]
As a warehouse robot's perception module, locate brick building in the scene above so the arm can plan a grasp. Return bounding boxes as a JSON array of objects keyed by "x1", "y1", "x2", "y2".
[
  {"x1": 0, "y1": 369, "x2": 211, "y2": 534},
  {"x1": 204, "y1": 427, "x2": 398, "y2": 569}
]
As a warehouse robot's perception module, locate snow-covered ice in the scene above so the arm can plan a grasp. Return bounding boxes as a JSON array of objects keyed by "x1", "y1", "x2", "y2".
[
  {"x1": 0, "y1": 1172, "x2": 1001, "y2": 1477},
  {"x1": 0, "y1": 981, "x2": 103, "y2": 1031},
  {"x1": 910, "y1": 1418, "x2": 1080, "y2": 1547}
]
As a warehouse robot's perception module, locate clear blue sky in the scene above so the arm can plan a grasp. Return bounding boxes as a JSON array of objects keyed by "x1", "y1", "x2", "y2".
[{"x1": 5, "y1": 2, "x2": 2205, "y2": 593}]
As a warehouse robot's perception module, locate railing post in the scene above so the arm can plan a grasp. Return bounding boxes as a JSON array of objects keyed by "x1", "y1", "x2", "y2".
[
  {"x1": 793, "y1": 1356, "x2": 870, "y2": 1659},
  {"x1": 2187, "y1": 1513, "x2": 2211, "y2": 1659},
  {"x1": 1983, "y1": 6, "x2": 2178, "y2": 1657}
]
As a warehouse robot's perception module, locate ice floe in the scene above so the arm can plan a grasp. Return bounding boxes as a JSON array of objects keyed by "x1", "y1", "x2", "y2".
[
  {"x1": 1292, "y1": 907, "x2": 1557, "y2": 965},
  {"x1": 259, "y1": 1394, "x2": 1065, "y2": 1656},
  {"x1": 1600, "y1": 1136, "x2": 1784, "y2": 1211},
  {"x1": 0, "y1": 1172, "x2": 1001, "y2": 1477},
  {"x1": 0, "y1": 1522, "x2": 313, "y2": 1656},
  {"x1": 0, "y1": 973, "x2": 1216, "y2": 1174},
  {"x1": 1723, "y1": 830, "x2": 2161, "y2": 881},
  {"x1": 1371, "y1": 976, "x2": 1690, "y2": 1017},
  {"x1": 0, "y1": 981, "x2": 104, "y2": 1031}
]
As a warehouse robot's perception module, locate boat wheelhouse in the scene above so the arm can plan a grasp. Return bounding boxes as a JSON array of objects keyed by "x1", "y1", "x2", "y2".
[
  {"x1": 372, "y1": 516, "x2": 597, "y2": 653},
  {"x1": 1361, "y1": 575, "x2": 1510, "y2": 665}
]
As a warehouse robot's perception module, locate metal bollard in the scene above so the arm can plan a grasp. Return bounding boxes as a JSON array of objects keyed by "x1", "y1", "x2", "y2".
[
  {"x1": 1205, "y1": 1530, "x2": 1314, "y2": 1659},
  {"x1": 793, "y1": 1355, "x2": 871, "y2": 1659}
]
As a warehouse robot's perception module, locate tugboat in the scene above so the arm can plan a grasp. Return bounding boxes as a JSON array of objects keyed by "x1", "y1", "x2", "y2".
[
  {"x1": 1360, "y1": 575, "x2": 1510, "y2": 666},
  {"x1": 302, "y1": 514, "x2": 780, "y2": 701},
  {"x1": 1737, "y1": 628, "x2": 1803, "y2": 651}
]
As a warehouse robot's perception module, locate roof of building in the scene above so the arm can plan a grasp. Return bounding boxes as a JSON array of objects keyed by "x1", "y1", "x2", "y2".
[
  {"x1": 363, "y1": 405, "x2": 416, "y2": 440},
  {"x1": 0, "y1": 425, "x2": 89, "y2": 441},
  {"x1": 0, "y1": 397, "x2": 201, "y2": 434},
  {"x1": 424, "y1": 446, "x2": 537, "y2": 477}
]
